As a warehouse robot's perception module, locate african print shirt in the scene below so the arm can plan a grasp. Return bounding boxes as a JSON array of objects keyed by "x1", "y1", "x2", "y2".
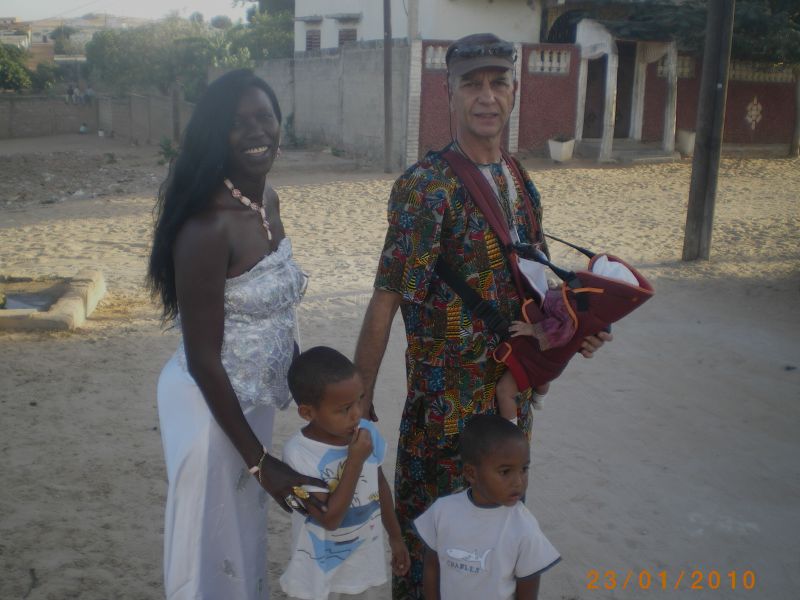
[{"x1": 374, "y1": 143, "x2": 545, "y2": 440}]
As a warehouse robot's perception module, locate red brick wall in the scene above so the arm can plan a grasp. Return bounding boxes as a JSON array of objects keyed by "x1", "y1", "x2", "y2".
[
  {"x1": 642, "y1": 62, "x2": 667, "y2": 142},
  {"x1": 642, "y1": 61, "x2": 699, "y2": 141},
  {"x1": 644, "y1": 58, "x2": 796, "y2": 144},
  {"x1": 518, "y1": 44, "x2": 579, "y2": 152},
  {"x1": 676, "y1": 76, "x2": 700, "y2": 132},
  {"x1": 418, "y1": 41, "x2": 452, "y2": 157}
]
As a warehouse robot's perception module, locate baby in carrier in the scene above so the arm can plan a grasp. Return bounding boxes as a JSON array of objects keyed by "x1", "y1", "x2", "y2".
[
  {"x1": 433, "y1": 146, "x2": 654, "y2": 424},
  {"x1": 495, "y1": 237, "x2": 654, "y2": 423}
]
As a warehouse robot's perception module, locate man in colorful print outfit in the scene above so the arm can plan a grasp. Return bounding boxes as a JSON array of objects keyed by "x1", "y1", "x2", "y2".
[{"x1": 354, "y1": 33, "x2": 611, "y2": 599}]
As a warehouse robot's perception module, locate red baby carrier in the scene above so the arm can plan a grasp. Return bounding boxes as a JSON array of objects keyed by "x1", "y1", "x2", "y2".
[
  {"x1": 494, "y1": 237, "x2": 655, "y2": 392},
  {"x1": 437, "y1": 148, "x2": 655, "y2": 394}
]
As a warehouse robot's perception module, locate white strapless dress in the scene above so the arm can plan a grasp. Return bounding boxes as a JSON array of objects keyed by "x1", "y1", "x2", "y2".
[{"x1": 157, "y1": 238, "x2": 306, "y2": 599}]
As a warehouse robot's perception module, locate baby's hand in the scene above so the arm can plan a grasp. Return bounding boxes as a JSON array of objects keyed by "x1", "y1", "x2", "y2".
[
  {"x1": 348, "y1": 427, "x2": 373, "y2": 464},
  {"x1": 508, "y1": 320, "x2": 536, "y2": 338},
  {"x1": 389, "y1": 535, "x2": 410, "y2": 576},
  {"x1": 533, "y1": 383, "x2": 550, "y2": 396}
]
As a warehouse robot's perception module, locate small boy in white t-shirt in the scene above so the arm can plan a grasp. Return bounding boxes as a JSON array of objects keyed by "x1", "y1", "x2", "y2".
[
  {"x1": 414, "y1": 415, "x2": 560, "y2": 600},
  {"x1": 280, "y1": 346, "x2": 410, "y2": 600}
]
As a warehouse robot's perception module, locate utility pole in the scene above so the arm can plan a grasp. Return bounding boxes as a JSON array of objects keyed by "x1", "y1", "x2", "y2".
[
  {"x1": 682, "y1": 0, "x2": 736, "y2": 261},
  {"x1": 383, "y1": 0, "x2": 393, "y2": 173}
]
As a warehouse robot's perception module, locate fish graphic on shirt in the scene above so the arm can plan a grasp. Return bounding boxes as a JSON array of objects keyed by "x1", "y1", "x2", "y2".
[
  {"x1": 446, "y1": 547, "x2": 492, "y2": 570},
  {"x1": 305, "y1": 528, "x2": 365, "y2": 573},
  {"x1": 303, "y1": 501, "x2": 381, "y2": 573}
]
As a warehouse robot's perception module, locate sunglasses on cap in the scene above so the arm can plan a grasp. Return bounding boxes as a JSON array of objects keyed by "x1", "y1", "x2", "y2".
[{"x1": 447, "y1": 41, "x2": 516, "y2": 63}]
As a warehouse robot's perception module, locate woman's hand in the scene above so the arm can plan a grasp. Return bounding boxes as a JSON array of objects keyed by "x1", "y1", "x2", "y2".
[{"x1": 258, "y1": 453, "x2": 328, "y2": 514}]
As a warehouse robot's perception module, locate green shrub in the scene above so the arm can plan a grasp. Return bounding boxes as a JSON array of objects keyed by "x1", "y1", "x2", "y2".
[{"x1": 157, "y1": 137, "x2": 179, "y2": 165}]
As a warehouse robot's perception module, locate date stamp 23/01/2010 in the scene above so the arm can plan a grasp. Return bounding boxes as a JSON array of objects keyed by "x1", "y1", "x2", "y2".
[{"x1": 586, "y1": 569, "x2": 756, "y2": 592}]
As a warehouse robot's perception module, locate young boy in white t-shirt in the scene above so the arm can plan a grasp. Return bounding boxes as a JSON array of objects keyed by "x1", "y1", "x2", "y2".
[
  {"x1": 280, "y1": 346, "x2": 410, "y2": 600},
  {"x1": 414, "y1": 414, "x2": 560, "y2": 600}
]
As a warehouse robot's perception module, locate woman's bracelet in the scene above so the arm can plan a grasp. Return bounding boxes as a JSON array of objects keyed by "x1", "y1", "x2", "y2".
[{"x1": 248, "y1": 447, "x2": 269, "y2": 483}]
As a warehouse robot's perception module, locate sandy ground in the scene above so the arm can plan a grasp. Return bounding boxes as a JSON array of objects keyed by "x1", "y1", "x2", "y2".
[{"x1": 0, "y1": 134, "x2": 798, "y2": 600}]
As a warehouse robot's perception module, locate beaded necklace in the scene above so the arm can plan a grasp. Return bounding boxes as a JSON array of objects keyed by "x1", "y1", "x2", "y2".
[{"x1": 223, "y1": 178, "x2": 272, "y2": 241}]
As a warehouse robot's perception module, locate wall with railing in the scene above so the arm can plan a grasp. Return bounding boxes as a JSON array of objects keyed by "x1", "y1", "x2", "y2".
[{"x1": 518, "y1": 44, "x2": 579, "y2": 151}]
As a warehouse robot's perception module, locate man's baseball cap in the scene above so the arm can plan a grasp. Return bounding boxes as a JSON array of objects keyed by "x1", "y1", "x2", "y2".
[{"x1": 445, "y1": 33, "x2": 516, "y2": 79}]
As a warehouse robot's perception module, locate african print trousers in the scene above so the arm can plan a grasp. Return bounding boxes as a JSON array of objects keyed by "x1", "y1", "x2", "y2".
[{"x1": 391, "y1": 376, "x2": 533, "y2": 599}]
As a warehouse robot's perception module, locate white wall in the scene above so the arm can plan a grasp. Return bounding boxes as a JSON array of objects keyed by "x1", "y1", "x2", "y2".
[
  {"x1": 219, "y1": 45, "x2": 411, "y2": 168},
  {"x1": 295, "y1": 0, "x2": 408, "y2": 52},
  {"x1": 292, "y1": 44, "x2": 410, "y2": 168},
  {"x1": 417, "y1": 0, "x2": 540, "y2": 43},
  {"x1": 295, "y1": 0, "x2": 540, "y2": 52}
]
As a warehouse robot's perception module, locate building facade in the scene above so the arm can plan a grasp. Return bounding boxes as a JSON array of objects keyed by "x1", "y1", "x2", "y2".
[{"x1": 258, "y1": 0, "x2": 796, "y2": 167}]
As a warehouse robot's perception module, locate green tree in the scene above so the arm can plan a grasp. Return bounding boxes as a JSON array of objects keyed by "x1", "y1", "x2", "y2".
[
  {"x1": 0, "y1": 44, "x2": 31, "y2": 91},
  {"x1": 51, "y1": 25, "x2": 76, "y2": 54},
  {"x1": 84, "y1": 11, "x2": 292, "y2": 101},
  {"x1": 51, "y1": 25, "x2": 78, "y2": 41},
  {"x1": 86, "y1": 28, "x2": 158, "y2": 93},
  {"x1": 226, "y1": 10, "x2": 293, "y2": 61},
  {"x1": 165, "y1": 36, "x2": 218, "y2": 101},
  {"x1": 29, "y1": 62, "x2": 59, "y2": 93},
  {"x1": 210, "y1": 15, "x2": 233, "y2": 30},
  {"x1": 237, "y1": 0, "x2": 294, "y2": 15},
  {"x1": 211, "y1": 37, "x2": 254, "y2": 69},
  {"x1": 85, "y1": 16, "x2": 214, "y2": 99},
  {"x1": 262, "y1": 0, "x2": 294, "y2": 14}
]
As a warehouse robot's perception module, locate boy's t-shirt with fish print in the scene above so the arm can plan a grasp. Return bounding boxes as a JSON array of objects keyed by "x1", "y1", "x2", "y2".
[
  {"x1": 280, "y1": 419, "x2": 388, "y2": 600},
  {"x1": 413, "y1": 489, "x2": 560, "y2": 600}
]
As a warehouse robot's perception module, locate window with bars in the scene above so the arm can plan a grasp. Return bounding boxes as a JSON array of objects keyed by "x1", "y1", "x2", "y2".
[
  {"x1": 338, "y1": 28, "x2": 357, "y2": 47},
  {"x1": 305, "y1": 29, "x2": 320, "y2": 52}
]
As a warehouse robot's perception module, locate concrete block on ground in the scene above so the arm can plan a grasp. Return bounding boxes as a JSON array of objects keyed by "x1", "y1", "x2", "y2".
[
  {"x1": 70, "y1": 269, "x2": 106, "y2": 316},
  {"x1": 0, "y1": 270, "x2": 106, "y2": 331}
]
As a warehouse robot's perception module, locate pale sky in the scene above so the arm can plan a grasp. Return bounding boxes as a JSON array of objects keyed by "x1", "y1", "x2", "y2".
[{"x1": 2, "y1": 0, "x2": 250, "y2": 23}]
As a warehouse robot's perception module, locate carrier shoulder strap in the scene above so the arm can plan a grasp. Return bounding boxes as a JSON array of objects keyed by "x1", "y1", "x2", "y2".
[
  {"x1": 441, "y1": 149, "x2": 513, "y2": 244},
  {"x1": 433, "y1": 148, "x2": 544, "y2": 338},
  {"x1": 440, "y1": 148, "x2": 527, "y2": 298},
  {"x1": 500, "y1": 149, "x2": 543, "y2": 246}
]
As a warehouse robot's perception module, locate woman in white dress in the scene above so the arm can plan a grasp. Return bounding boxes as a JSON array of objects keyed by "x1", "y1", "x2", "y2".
[{"x1": 147, "y1": 70, "x2": 326, "y2": 599}]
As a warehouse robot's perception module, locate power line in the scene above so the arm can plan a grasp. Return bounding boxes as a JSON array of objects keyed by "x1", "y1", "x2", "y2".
[{"x1": 47, "y1": 0, "x2": 111, "y2": 20}]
